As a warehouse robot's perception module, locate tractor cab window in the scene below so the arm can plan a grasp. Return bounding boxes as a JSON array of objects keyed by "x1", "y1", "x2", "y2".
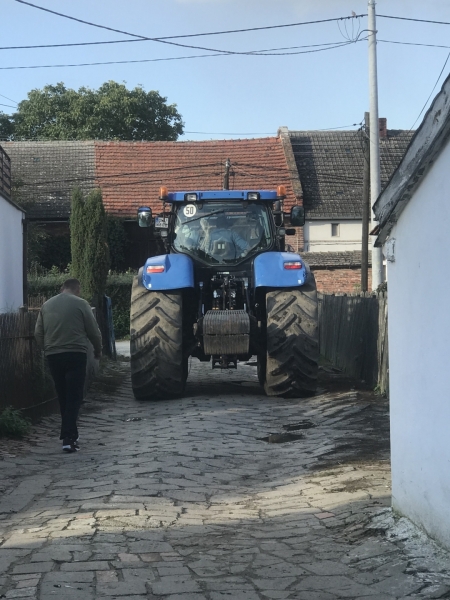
[{"x1": 173, "y1": 202, "x2": 272, "y2": 264}]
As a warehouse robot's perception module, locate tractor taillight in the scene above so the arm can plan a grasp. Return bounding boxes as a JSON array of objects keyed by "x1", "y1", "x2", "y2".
[
  {"x1": 284, "y1": 261, "x2": 302, "y2": 270},
  {"x1": 146, "y1": 265, "x2": 165, "y2": 274}
]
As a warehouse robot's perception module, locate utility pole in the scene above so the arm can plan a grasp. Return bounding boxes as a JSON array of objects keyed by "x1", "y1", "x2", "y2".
[
  {"x1": 368, "y1": 0, "x2": 384, "y2": 290},
  {"x1": 223, "y1": 158, "x2": 231, "y2": 190},
  {"x1": 361, "y1": 112, "x2": 370, "y2": 293}
]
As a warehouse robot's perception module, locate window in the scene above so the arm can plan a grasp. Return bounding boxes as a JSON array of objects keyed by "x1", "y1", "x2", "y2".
[{"x1": 331, "y1": 223, "x2": 340, "y2": 237}]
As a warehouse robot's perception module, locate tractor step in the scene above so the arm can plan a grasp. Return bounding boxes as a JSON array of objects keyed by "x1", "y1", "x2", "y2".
[{"x1": 203, "y1": 310, "x2": 250, "y2": 356}]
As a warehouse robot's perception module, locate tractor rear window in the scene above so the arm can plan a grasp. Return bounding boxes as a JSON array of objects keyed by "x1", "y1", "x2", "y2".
[{"x1": 173, "y1": 202, "x2": 272, "y2": 265}]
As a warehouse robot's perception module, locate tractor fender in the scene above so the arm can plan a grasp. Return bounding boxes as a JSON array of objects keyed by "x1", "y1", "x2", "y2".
[
  {"x1": 254, "y1": 251, "x2": 308, "y2": 288},
  {"x1": 142, "y1": 254, "x2": 194, "y2": 291}
]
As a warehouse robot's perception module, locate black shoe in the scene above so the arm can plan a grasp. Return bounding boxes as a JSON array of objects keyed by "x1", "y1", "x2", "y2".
[
  {"x1": 62, "y1": 438, "x2": 78, "y2": 453},
  {"x1": 73, "y1": 438, "x2": 80, "y2": 450}
]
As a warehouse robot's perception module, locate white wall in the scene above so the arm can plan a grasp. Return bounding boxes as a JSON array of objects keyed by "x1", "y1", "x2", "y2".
[
  {"x1": 0, "y1": 196, "x2": 24, "y2": 313},
  {"x1": 304, "y1": 219, "x2": 366, "y2": 252},
  {"x1": 387, "y1": 139, "x2": 450, "y2": 549}
]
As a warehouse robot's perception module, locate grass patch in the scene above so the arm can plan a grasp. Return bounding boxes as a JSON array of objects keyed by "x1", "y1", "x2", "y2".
[{"x1": 0, "y1": 407, "x2": 31, "y2": 438}]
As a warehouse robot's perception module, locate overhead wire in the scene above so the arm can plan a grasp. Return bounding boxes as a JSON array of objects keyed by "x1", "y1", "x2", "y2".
[
  {"x1": 378, "y1": 14, "x2": 450, "y2": 26},
  {"x1": 12, "y1": 1, "x2": 366, "y2": 57},
  {"x1": 0, "y1": 39, "x2": 365, "y2": 70},
  {"x1": 0, "y1": 93, "x2": 18, "y2": 104},
  {"x1": 410, "y1": 51, "x2": 450, "y2": 130},
  {"x1": 4, "y1": 12, "x2": 367, "y2": 50}
]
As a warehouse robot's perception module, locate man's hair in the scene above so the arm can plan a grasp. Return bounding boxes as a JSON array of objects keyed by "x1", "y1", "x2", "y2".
[{"x1": 61, "y1": 278, "x2": 81, "y2": 292}]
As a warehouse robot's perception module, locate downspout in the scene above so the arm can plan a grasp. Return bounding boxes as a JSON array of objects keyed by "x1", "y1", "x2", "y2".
[{"x1": 22, "y1": 213, "x2": 28, "y2": 308}]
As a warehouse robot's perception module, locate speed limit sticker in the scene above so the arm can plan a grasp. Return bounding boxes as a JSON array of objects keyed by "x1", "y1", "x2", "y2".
[{"x1": 183, "y1": 204, "x2": 197, "y2": 218}]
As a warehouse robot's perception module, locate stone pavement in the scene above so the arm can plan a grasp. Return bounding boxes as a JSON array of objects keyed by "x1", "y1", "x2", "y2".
[{"x1": 0, "y1": 359, "x2": 449, "y2": 600}]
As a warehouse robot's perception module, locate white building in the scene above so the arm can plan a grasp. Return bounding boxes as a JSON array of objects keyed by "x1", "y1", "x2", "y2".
[
  {"x1": 374, "y1": 75, "x2": 450, "y2": 550},
  {"x1": 0, "y1": 146, "x2": 25, "y2": 313}
]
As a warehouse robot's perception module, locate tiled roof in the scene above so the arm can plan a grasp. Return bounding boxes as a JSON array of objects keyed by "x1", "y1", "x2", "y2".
[
  {"x1": 3, "y1": 141, "x2": 95, "y2": 219},
  {"x1": 289, "y1": 130, "x2": 414, "y2": 220},
  {"x1": 302, "y1": 251, "x2": 371, "y2": 268},
  {"x1": 94, "y1": 138, "x2": 299, "y2": 218}
]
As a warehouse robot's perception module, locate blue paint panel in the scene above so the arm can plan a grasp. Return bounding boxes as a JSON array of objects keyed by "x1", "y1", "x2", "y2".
[
  {"x1": 142, "y1": 254, "x2": 194, "y2": 291},
  {"x1": 254, "y1": 252, "x2": 307, "y2": 288},
  {"x1": 167, "y1": 190, "x2": 278, "y2": 202}
]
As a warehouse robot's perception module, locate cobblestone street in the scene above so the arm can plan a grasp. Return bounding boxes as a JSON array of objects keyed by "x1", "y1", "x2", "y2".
[{"x1": 1, "y1": 360, "x2": 449, "y2": 599}]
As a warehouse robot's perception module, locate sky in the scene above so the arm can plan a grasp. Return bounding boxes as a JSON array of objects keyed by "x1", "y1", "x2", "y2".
[{"x1": 2, "y1": 0, "x2": 450, "y2": 140}]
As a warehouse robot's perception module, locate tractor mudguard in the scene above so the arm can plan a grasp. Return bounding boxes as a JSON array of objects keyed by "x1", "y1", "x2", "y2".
[
  {"x1": 142, "y1": 254, "x2": 194, "y2": 291},
  {"x1": 254, "y1": 252, "x2": 308, "y2": 288}
]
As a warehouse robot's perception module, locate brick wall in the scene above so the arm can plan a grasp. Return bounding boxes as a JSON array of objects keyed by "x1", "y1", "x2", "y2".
[{"x1": 312, "y1": 267, "x2": 372, "y2": 294}]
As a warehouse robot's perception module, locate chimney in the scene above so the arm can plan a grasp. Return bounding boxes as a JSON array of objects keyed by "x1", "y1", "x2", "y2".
[{"x1": 379, "y1": 117, "x2": 387, "y2": 139}]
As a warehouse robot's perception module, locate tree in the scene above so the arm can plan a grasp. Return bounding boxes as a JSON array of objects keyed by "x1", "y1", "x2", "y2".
[
  {"x1": 0, "y1": 111, "x2": 14, "y2": 140},
  {"x1": 70, "y1": 187, "x2": 86, "y2": 281},
  {"x1": 82, "y1": 188, "x2": 110, "y2": 306},
  {"x1": 11, "y1": 81, "x2": 184, "y2": 141}
]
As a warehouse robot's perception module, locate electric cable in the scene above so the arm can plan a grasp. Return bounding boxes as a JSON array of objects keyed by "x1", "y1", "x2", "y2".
[
  {"x1": 378, "y1": 14, "x2": 450, "y2": 26},
  {"x1": 0, "y1": 38, "x2": 365, "y2": 71},
  {"x1": 0, "y1": 103, "x2": 16, "y2": 108},
  {"x1": 3, "y1": 11, "x2": 366, "y2": 50},
  {"x1": 410, "y1": 51, "x2": 450, "y2": 130},
  {"x1": 379, "y1": 39, "x2": 450, "y2": 50},
  {"x1": 0, "y1": 93, "x2": 18, "y2": 104},
  {"x1": 12, "y1": 1, "x2": 366, "y2": 56}
]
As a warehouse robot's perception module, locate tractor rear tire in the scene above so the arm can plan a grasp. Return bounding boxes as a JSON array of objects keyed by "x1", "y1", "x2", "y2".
[
  {"x1": 264, "y1": 277, "x2": 319, "y2": 398},
  {"x1": 130, "y1": 276, "x2": 186, "y2": 400}
]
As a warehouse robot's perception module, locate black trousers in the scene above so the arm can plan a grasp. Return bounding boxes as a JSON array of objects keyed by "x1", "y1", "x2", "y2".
[{"x1": 47, "y1": 352, "x2": 87, "y2": 441}]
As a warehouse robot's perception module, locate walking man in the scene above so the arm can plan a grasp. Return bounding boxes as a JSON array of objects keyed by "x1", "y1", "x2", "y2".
[{"x1": 35, "y1": 278, "x2": 102, "y2": 453}]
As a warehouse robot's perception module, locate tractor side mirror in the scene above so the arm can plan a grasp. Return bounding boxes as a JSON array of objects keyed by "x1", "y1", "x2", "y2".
[
  {"x1": 290, "y1": 206, "x2": 305, "y2": 227},
  {"x1": 137, "y1": 206, "x2": 152, "y2": 228}
]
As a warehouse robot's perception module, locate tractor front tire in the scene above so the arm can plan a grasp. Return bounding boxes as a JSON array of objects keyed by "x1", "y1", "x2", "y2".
[
  {"x1": 264, "y1": 277, "x2": 319, "y2": 398},
  {"x1": 130, "y1": 276, "x2": 186, "y2": 400}
]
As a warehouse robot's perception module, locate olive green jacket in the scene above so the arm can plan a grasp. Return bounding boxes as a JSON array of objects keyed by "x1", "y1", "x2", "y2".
[{"x1": 35, "y1": 293, "x2": 102, "y2": 356}]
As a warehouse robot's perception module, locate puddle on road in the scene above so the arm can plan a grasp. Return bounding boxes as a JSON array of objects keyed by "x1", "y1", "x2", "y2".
[
  {"x1": 258, "y1": 433, "x2": 304, "y2": 444},
  {"x1": 283, "y1": 420, "x2": 316, "y2": 431}
]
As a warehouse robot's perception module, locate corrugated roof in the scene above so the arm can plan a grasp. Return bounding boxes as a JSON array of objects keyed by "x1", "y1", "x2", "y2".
[
  {"x1": 3, "y1": 141, "x2": 95, "y2": 219},
  {"x1": 94, "y1": 138, "x2": 299, "y2": 218},
  {"x1": 289, "y1": 129, "x2": 414, "y2": 220}
]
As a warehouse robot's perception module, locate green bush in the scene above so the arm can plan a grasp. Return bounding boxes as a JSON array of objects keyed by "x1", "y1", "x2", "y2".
[
  {"x1": 106, "y1": 272, "x2": 133, "y2": 339},
  {"x1": 0, "y1": 407, "x2": 31, "y2": 438},
  {"x1": 28, "y1": 271, "x2": 134, "y2": 340}
]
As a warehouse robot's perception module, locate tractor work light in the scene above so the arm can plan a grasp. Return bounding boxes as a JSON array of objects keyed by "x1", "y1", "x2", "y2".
[
  {"x1": 284, "y1": 261, "x2": 302, "y2": 270},
  {"x1": 146, "y1": 265, "x2": 165, "y2": 274},
  {"x1": 247, "y1": 192, "x2": 260, "y2": 201},
  {"x1": 185, "y1": 193, "x2": 198, "y2": 202}
]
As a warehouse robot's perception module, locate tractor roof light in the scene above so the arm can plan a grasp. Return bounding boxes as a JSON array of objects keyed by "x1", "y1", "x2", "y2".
[
  {"x1": 146, "y1": 265, "x2": 165, "y2": 274},
  {"x1": 277, "y1": 185, "x2": 287, "y2": 199},
  {"x1": 185, "y1": 193, "x2": 198, "y2": 202},
  {"x1": 159, "y1": 186, "x2": 168, "y2": 200},
  {"x1": 247, "y1": 192, "x2": 260, "y2": 201},
  {"x1": 284, "y1": 261, "x2": 302, "y2": 270}
]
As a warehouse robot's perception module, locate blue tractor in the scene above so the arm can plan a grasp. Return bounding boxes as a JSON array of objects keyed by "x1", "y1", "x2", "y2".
[{"x1": 130, "y1": 185, "x2": 319, "y2": 399}]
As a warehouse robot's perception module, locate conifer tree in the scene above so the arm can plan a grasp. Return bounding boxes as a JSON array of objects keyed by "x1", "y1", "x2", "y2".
[
  {"x1": 70, "y1": 187, "x2": 86, "y2": 281},
  {"x1": 82, "y1": 189, "x2": 110, "y2": 306}
]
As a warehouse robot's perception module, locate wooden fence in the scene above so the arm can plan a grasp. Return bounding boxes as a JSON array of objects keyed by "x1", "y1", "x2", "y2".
[
  {"x1": 318, "y1": 292, "x2": 389, "y2": 394},
  {"x1": 0, "y1": 311, "x2": 55, "y2": 414}
]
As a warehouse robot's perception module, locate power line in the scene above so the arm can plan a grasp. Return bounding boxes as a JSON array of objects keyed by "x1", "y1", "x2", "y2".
[
  {"x1": 410, "y1": 52, "x2": 450, "y2": 130},
  {"x1": 0, "y1": 39, "x2": 363, "y2": 70},
  {"x1": 0, "y1": 103, "x2": 16, "y2": 108},
  {"x1": 13, "y1": 0, "x2": 365, "y2": 57},
  {"x1": 378, "y1": 14, "x2": 450, "y2": 26},
  {"x1": 0, "y1": 93, "x2": 18, "y2": 104},
  {"x1": 3, "y1": 13, "x2": 367, "y2": 51},
  {"x1": 379, "y1": 39, "x2": 450, "y2": 50}
]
